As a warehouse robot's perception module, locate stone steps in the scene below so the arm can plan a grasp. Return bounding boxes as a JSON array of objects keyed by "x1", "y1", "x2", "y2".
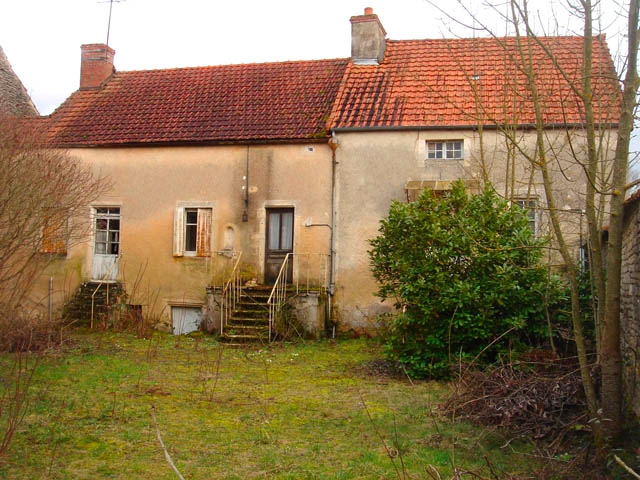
[
  {"x1": 64, "y1": 282, "x2": 125, "y2": 323},
  {"x1": 220, "y1": 286, "x2": 272, "y2": 344}
]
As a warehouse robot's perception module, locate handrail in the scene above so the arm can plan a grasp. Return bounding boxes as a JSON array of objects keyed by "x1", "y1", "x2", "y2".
[
  {"x1": 220, "y1": 251, "x2": 243, "y2": 336},
  {"x1": 90, "y1": 255, "x2": 121, "y2": 329},
  {"x1": 267, "y1": 253, "x2": 291, "y2": 342},
  {"x1": 267, "y1": 253, "x2": 329, "y2": 342}
]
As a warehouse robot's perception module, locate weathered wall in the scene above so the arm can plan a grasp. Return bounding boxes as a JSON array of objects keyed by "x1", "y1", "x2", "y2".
[
  {"x1": 331, "y1": 128, "x2": 605, "y2": 330},
  {"x1": 621, "y1": 197, "x2": 640, "y2": 419},
  {"x1": 34, "y1": 143, "x2": 332, "y2": 328}
]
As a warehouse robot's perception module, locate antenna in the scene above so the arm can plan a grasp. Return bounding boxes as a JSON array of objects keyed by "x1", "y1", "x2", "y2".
[{"x1": 100, "y1": 0, "x2": 125, "y2": 48}]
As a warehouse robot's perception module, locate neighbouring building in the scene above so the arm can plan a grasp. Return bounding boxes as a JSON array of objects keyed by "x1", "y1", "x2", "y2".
[
  {"x1": 0, "y1": 46, "x2": 38, "y2": 117},
  {"x1": 31, "y1": 9, "x2": 619, "y2": 338},
  {"x1": 620, "y1": 192, "x2": 640, "y2": 419}
]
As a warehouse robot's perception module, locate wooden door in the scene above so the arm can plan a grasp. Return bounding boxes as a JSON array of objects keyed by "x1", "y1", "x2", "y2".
[{"x1": 265, "y1": 208, "x2": 294, "y2": 284}]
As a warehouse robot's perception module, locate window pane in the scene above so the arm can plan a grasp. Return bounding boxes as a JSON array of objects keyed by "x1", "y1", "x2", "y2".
[
  {"x1": 446, "y1": 141, "x2": 463, "y2": 159},
  {"x1": 185, "y1": 224, "x2": 197, "y2": 252},
  {"x1": 95, "y1": 231, "x2": 107, "y2": 243},
  {"x1": 109, "y1": 219, "x2": 120, "y2": 231},
  {"x1": 109, "y1": 242, "x2": 119, "y2": 255},
  {"x1": 96, "y1": 218, "x2": 108, "y2": 230},
  {"x1": 268, "y1": 213, "x2": 281, "y2": 250},
  {"x1": 95, "y1": 242, "x2": 107, "y2": 254},
  {"x1": 186, "y1": 210, "x2": 197, "y2": 224},
  {"x1": 280, "y1": 212, "x2": 293, "y2": 250}
]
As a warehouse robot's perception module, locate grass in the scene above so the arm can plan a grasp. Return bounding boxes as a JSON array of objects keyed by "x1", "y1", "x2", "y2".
[{"x1": 0, "y1": 330, "x2": 541, "y2": 479}]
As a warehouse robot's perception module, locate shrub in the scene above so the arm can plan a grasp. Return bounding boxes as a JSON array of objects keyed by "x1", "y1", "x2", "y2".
[{"x1": 369, "y1": 182, "x2": 553, "y2": 378}]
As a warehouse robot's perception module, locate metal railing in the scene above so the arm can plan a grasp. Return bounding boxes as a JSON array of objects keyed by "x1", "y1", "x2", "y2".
[
  {"x1": 220, "y1": 251, "x2": 243, "y2": 336},
  {"x1": 267, "y1": 253, "x2": 329, "y2": 341},
  {"x1": 90, "y1": 256, "x2": 121, "y2": 329}
]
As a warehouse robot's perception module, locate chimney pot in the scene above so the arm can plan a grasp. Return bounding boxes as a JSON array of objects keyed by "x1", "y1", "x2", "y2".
[
  {"x1": 80, "y1": 44, "x2": 115, "y2": 90},
  {"x1": 364, "y1": 7, "x2": 373, "y2": 15}
]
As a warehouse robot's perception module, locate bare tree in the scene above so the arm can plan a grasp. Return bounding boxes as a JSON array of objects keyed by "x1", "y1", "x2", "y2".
[
  {"x1": 429, "y1": 0, "x2": 638, "y2": 447},
  {"x1": 0, "y1": 114, "x2": 108, "y2": 313}
]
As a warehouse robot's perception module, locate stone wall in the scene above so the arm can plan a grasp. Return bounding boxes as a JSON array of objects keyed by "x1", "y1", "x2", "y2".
[{"x1": 621, "y1": 195, "x2": 640, "y2": 419}]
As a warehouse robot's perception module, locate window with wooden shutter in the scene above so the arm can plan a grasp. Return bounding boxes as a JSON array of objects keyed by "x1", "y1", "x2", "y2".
[
  {"x1": 41, "y1": 215, "x2": 67, "y2": 255},
  {"x1": 173, "y1": 203, "x2": 213, "y2": 257}
]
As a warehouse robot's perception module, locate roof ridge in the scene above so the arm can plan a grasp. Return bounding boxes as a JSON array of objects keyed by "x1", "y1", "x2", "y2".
[{"x1": 117, "y1": 57, "x2": 351, "y2": 76}]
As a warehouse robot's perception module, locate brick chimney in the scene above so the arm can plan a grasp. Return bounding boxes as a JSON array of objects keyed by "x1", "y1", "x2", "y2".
[
  {"x1": 80, "y1": 44, "x2": 115, "y2": 90},
  {"x1": 350, "y1": 7, "x2": 386, "y2": 65}
]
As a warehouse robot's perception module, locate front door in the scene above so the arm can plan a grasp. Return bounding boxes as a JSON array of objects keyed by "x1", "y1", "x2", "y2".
[
  {"x1": 91, "y1": 207, "x2": 120, "y2": 281},
  {"x1": 265, "y1": 208, "x2": 294, "y2": 284}
]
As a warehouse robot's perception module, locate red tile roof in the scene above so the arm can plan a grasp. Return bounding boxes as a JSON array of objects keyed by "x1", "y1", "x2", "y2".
[
  {"x1": 45, "y1": 35, "x2": 620, "y2": 146},
  {"x1": 46, "y1": 59, "x2": 349, "y2": 146},
  {"x1": 329, "y1": 36, "x2": 620, "y2": 129}
]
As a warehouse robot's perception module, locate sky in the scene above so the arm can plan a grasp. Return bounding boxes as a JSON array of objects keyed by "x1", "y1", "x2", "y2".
[{"x1": 0, "y1": 0, "x2": 631, "y2": 116}]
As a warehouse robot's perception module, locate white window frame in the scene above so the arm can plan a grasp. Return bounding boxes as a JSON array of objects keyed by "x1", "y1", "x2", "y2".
[
  {"x1": 94, "y1": 207, "x2": 121, "y2": 255},
  {"x1": 426, "y1": 140, "x2": 464, "y2": 160},
  {"x1": 173, "y1": 202, "x2": 214, "y2": 257}
]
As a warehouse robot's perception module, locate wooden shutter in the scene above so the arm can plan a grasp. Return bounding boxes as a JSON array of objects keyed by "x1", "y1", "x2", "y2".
[
  {"x1": 196, "y1": 208, "x2": 212, "y2": 257},
  {"x1": 173, "y1": 207, "x2": 185, "y2": 257},
  {"x1": 41, "y1": 215, "x2": 67, "y2": 255}
]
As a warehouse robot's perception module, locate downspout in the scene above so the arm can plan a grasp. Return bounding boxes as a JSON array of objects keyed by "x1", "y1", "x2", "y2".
[
  {"x1": 242, "y1": 146, "x2": 249, "y2": 222},
  {"x1": 328, "y1": 132, "x2": 339, "y2": 337}
]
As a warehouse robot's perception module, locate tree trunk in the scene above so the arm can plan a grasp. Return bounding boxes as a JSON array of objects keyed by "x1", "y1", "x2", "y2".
[{"x1": 600, "y1": 0, "x2": 639, "y2": 445}]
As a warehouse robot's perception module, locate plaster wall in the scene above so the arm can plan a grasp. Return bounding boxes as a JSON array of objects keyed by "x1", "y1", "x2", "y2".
[
  {"x1": 331, "y1": 128, "x2": 609, "y2": 330},
  {"x1": 35, "y1": 143, "x2": 332, "y2": 327}
]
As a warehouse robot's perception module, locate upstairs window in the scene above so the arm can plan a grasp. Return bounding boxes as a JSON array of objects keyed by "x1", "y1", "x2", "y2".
[{"x1": 426, "y1": 140, "x2": 464, "y2": 160}]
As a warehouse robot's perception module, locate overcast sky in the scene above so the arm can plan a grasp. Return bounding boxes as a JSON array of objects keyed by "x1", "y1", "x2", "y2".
[{"x1": 0, "y1": 0, "x2": 630, "y2": 115}]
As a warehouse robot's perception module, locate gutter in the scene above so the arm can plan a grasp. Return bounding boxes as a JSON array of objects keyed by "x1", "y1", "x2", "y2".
[{"x1": 331, "y1": 122, "x2": 620, "y2": 133}]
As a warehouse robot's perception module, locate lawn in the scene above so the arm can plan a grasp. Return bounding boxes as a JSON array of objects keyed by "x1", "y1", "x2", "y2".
[{"x1": 0, "y1": 331, "x2": 539, "y2": 479}]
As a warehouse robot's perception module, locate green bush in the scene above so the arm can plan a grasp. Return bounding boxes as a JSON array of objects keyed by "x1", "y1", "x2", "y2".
[{"x1": 369, "y1": 182, "x2": 553, "y2": 378}]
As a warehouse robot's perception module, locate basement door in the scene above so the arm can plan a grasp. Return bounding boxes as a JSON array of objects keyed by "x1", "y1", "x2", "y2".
[
  {"x1": 265, "y1": 208, "x2": 294, "y2": 284},
  {"x1": 91, "y1": 207, "x2": 120, "y2": 281}
]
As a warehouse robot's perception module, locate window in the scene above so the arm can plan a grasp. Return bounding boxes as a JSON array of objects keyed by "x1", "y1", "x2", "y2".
[
  {"x1": 185, "y1": 209, "x2": 199, "y2": 253},
  {"x1": 426, "y1": 140, "x2": 464, "y2": 160},
  {"x1": 267, "y1": 209, "x2": 294, "y2": 252},
  {"x1": 94, "y1": 207, "x2": 120, "y2": 255},
  {"x1": 514, "y1": 198, "x2": 538, "y2": 235},
  {"x1": 404, "y1": 179, "x2": 479, "y2": 202},
  {"x1": 41, "y1": 213, "x2": 67, "y2": 255},
  {"x1": 173, "y1": 204, "x2": 213, "y2": 257}
]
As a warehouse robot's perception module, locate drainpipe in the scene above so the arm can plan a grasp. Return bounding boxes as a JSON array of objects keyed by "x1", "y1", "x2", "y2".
[
  {"x1": 328, "y1": 133, "x2": 339, "y2": 336},
  {"x1": 242, "y1": 146, "x2": 249, "y2": 222}
]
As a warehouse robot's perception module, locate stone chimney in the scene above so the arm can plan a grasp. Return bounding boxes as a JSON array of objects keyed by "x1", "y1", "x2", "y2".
[
  {"x1": 350, "y1": 7, "x2": 386, "y2": 65},
  {"x1": 80, "y1": 44, "x2": 115, "y2": 90}
]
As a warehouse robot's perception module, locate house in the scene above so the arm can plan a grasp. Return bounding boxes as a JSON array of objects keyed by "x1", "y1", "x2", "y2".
[
  {"x1": 0, "y1": 46, "x2": 38, "y2": 117},
  {"x1": 36, "y1": 9, "x2": 620, "y2": 336}
]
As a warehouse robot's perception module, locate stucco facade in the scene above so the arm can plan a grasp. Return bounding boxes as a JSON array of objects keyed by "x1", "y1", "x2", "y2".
[
  {"x1": 30, "y1": 9, "x2": 620, "y2": 334},
  {"x1": 331, "y1": 128, "x2": 612, "y2": 328},
  {"x1": 41, "y1": 143, "x2": 332, "y2": 329}
]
